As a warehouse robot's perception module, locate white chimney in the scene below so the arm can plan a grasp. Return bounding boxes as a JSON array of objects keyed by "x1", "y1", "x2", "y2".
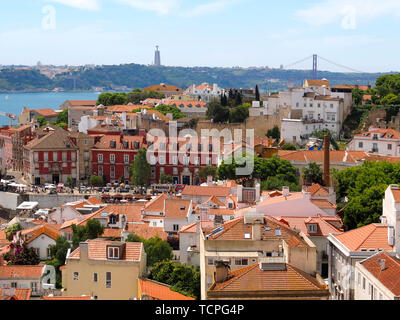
[
  {"x1": 379, "y1": 259, "x2": 386, "y2": 271},
  {"x1": 282, "y1": 186, "x2": 290, "y2": 197}
]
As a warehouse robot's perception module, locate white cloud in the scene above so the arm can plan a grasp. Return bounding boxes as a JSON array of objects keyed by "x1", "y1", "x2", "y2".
[
  {"x1": 47, "y1": 0, "x2": 101, "y2": 11},
  {"x1": 184, "y1": 0, "x2": 238, "y2": 18},
  {"x1": 295, "y1": 0, "x2": 400, "y2": 27},
  {"x1": 115, "y1": 0, "x2": 180, "y2": 15}
]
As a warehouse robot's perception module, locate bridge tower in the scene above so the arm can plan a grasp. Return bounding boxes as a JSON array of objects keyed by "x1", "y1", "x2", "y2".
[{"x1": 312, "y1": 54, "x2": 318, "y2": 80}]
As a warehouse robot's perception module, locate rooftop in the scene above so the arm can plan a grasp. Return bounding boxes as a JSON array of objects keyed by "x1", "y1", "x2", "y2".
[{"x1": 138, "y1": 279, "x2": 195, "y2": 300}]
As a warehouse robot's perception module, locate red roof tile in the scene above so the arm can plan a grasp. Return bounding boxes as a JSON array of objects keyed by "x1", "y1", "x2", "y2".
[
  {"x1": 138, "y1": 279, "x2": 195, "y2": 300},
  {"x1": 0, "y1": 265, "x2": 44, "y2": 278}
]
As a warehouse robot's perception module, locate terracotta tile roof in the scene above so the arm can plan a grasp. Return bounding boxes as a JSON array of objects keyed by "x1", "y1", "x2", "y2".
[
  {"x1": 310, "y1": 199, "x2": 337, "y2": 209},
  {"x1": 333, "y1": 224, "x2": 394, "y2": 252},
  {"x1": 68, "y1": 240, "x2": 142, "y2": 261},
  {"x1": 209, "y1": 208, "x2": 235, "y2": 216},
  {"x1": 42, "y1": 296, "x2": 92, "y2": 300},
  {"x1": 138, "y1": 279, "x2": 195, "y2": 300},
  {"x1": 206, "y1": 216, "x2": 309, "y2": 247},
  {"x1": 143, "y1": 194, "x2": 169, "y2": 213},
  {"x1": 0, "y1": 288, "x2": 31, "y2": 300},
  {"x1": 0, "y1": 230, "x2": 6, "y2": 241},
  {"x1": 391, "y1": 189, "x2": 400, "y2": 203},
  {"x1": 101, "y1": 228, "x2": 122, "y2": 238},
  {"x1": 355, "y1": 128, "x2": 400, "y2": 140},
  {"x1": 164, "y1": 200, "x2": 191, "y2": 219},
  {"x1": 209, "y1": 263, "x2": 328, "y2": 293},
  {"x1": 142, "y1": 110, "x2": 171, "y2": 122},
  {"x1": 21, "y1": 224, "x2": 61, "y2": 244},
  {"x1": 305, "y1": 79, "x2": 331, "y2": 87},
  {"x1": 93, "y1": 135, "x2": 145, "y2": 150},
  {"x1": 278, "y1": 150, "x2": 369, "y2": 164},
  {"x1": 107, "y1": 105, "x2": 144, "y2": 113},
  {"x1": 305, "y1": 184, "x2": 330, "y2": 197},
  {"x1": 276, "y1": 215, "x2": 343, "y2": 237},
  {"x1": 360, "y1": 252, "x2": 400, "y2": 296},
  {"x1": 179, "y1": 222, "x2": 198, "y2": 234},
  {"x1": 25, "y1": 128, "x2": 77, "y2": 150},
  {"x1": 28, "y1": 108, "x2": 57, "y2": 117},
  {"x1": 170, "y1": 101, "x2": 207, "y2": 109},
  {"x1": 67, "y1": 100, "x2": 97, "y2": 107},
  {"x1": 143, "y1": 84, "x2": 183, "y2": 93},
  {"x1": 125, "y1": 224, "x2": 168, "y2": 241},
  {"x1": 204, "y1": 196, "x2": 226, "y2": 207},
  {"x1": 0, "y1": 265, "x2": 44, "y2": 278},
  {"x1": 182, "y1": 186, "x2": 231, "y2": 197}
]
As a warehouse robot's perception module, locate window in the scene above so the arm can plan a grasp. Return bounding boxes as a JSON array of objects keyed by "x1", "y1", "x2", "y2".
[
  {"x1": 359, "y1": 142, "x2": 363, "y2": 148},
  {"x1": 244, "y1": 233, "x2": 251, "y2": 239},
  {"x1": 44, "y1": 152, "x2": 48, "y2": 162},
  {"x1": 11, "y1": 282, "x2": 17, "y2": 288},
  {"x1": 106, "y1": 272, "x2": 112, "y2": 288},
  {"x1": 173, "y1": 167, "x2": 178, "y2": 175},
  {"x1": 47, "y1": 247, "x2": 51, "y2": 259},
  {"x1": 275, "y1": 228, "x2": 282, "y2": 236},
  {"x1": 31, "y1": 282, "x2": 38, "y2": 293},
  {"x1": 207, "y1": 258, "x2": 215, "y2": 266},
  {"x1": 107, "y1": 247, "x2": 119, "y2": 259},
  {"x1": 172, "y1": 156, "x2": 178, "y2": 165},
  {"x1": 150, "y1": 155, "x2": 157, "y2": 165},
  {"x1": 388, "y1": 144, "x2": 392, "y2": 150},
  {"x1": 93, "y1": 273, "x2": 98, "y2": 283},
  {"x1": 358, "y1": 272, "x2": 361, "y2": 286},
  {"x1": 124, "y1": 166, "x2": 129, "y2": 179},
  {"x1": 34, "y1": 152, "x2": 39, "y2": 162},
  {"x1": 98, "y1": 154, "x2": 103, "y2": 163},
  {"x1": 84, "y1": 151, "x2": 90, "y2": 161},
  {"x1": 98, "y1": 165, "x2": 103, "y2": 177},
  {"x1": 235, "y1": 259, "x2": 248, "y2": 266},
  {"x1": 53, "y1": 152, "x2": 58, "y2": 162},
  {"x1": 84, "y1": 139, "x2": 88, "y2": 145},
  {"x1": 363, "y1": 277, "x2": 366, "y2": 290},
  {"x1": 173, "y1": 224, "x2": 179, "y2": 232},
  {"x1": 123, "y1": 154, "x2": 129, "y2": 164},
  {"x1": 110, "y1": 166, "x2": 115, "y2": 178},
  {"x1": 62, "y1": 152, "x2": 67, "y2": 162},
  {"x1": 73, "y1": 272, "x2": 79, "y2": 280},
  {"x1": 159, "y1": 156, "x2": 166, "y2": 165},
  {"x1": 307, "y1": 224, "x2": 318, "y2": 234},
  {"x1": 110, "y1": 154, "x2": 115, "y2": 164}
]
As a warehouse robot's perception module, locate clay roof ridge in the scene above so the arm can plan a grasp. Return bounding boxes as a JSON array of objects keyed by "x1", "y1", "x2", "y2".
[{"x1": 214, "y1": 264, "x2": 257, "y2": 291}]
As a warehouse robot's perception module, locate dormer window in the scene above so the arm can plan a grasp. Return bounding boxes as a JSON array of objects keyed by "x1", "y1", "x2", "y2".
[
  {"x1": 228, "y1": 202, "x2": 234, "y2": 209},
  {"x1": 307, "y1": 224, "x2": 318, "y2": 234},
  {"x1": 107, "y1": 247, "x2": 120, "y2": 260},
  {"x1": 109, "y1": 214, "x2": 117, "y2": 225}
]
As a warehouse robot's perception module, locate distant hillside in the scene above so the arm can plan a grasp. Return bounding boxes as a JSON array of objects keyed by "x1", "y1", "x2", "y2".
[{"x1": 0, "y1": 63, "x2": 392, "y2": 93}]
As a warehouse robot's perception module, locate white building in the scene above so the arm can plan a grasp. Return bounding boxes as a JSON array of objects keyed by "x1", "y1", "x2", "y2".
[
  {"x1": 348, "y1": 128, "x2": 400, "y2": 157},
  {"x1": 185, "y1": 83, "x2": 225, "y2": 103},
  {"x1": 264, "y1": 79, "x2": 353, "y2": 145},
  {"x1": 354, "y1": 251, "x2": 400, "y2": 300}
]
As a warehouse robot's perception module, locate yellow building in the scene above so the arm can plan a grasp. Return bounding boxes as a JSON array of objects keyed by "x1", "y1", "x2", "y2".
[{"x1": 61, "y1": 239, "x2": 146, "y2": 300}]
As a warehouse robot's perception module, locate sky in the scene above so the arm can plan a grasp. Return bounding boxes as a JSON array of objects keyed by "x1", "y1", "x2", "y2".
[{"x1": 1, "y1": 0, "x2": 399, "y2": 72}]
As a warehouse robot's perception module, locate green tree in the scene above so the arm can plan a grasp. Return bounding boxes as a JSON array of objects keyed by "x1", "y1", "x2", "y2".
[
  {"x1": 229, "y1": 105, "x2": 249, "y2": 123},
  {"x1": 206, "y1": 100, "x2": 230, "y2": 123},
  {"x1": 49, "y1": 236, "x2": 71, "y2": 266},
  {"x1": 71, "y1": 219, "x2": 104, "y2": 247},
  {"x1": 303, "y1": 163, "x2": 324, "y2": 186},
  {"x1": 130, "y1": 148, "x2": 151, "y2": 187},
  {"x1": 143, "y1": 236, "x2": 173, "y2": 267},
  {"x1": 66, "y1": 176, "x2": 74, "y2": 188},
  {"x1": 126, "y1": 233, "x2": 145, "y2": 243},
  {"x1": 381, "y1": 93, "x2": 400, "y2": 105},
  {"x1": 281, "y1": 143, "x2": 296, "y2": 150},
  {"x1": 155, "y1": 105, "x2": 185, "y2": 120},
  {"x1": 352, "y1": 88, "x2": 364, "y2": 105},
  {"x1": 160, "y1": 174, "x2": 173, "y2": 184},
  {"x1": 36, "y1": 116, "x2": 48, "y2": 127},
  {"x1": 5, "y1": 223, "x2": 21, "y2": 239},
  {"x1": 266, "y1": 126, "x2": 280, "y2": 140},
  {"x1": 56, "y1": 109, "x2": 68, "y2": 125},
  {"x1": 149, "y1": 260, "x2": 200, "y2": 299},
  {"x1": 89, "y1": 175, "x2": 104, "y2": 187},
  {"x1": 199, "y1": 166, "x2": 217, "y2": 181},
  {"x1": 334, "y1": 161, "x2": 400, "y2": 229}
]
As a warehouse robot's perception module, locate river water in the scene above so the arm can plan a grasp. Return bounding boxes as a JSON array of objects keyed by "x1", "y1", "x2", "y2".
[{"x1": 0, "y1": 92, "x2": 102, "y2": 126}]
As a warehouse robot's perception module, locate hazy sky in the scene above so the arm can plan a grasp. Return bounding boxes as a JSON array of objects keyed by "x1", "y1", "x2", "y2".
[{"x1": 1, "y1": 0, "x2": 399, "y2": 72}]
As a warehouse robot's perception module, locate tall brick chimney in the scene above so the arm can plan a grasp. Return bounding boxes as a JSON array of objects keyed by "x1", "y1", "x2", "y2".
[{"x1": 323, "y1": 135, "x2": 331, "y2": 187}]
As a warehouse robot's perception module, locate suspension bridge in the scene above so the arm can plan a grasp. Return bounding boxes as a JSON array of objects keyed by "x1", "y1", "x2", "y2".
[{"x1": 282, "y1": 54, "x2": 367, "y2": 79}]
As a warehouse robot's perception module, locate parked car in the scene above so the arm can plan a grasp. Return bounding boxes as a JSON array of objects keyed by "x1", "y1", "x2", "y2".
[{"x1": 45, "y1": 183, "x2": 56, "y2": 190}]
